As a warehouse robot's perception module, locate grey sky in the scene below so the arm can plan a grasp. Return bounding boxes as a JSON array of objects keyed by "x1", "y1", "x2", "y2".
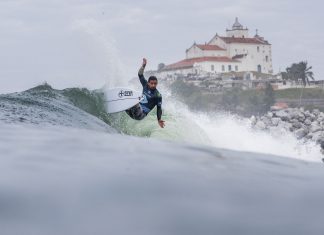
[{"x1": 0, "y1": 0, "x2": 323, "y2": 93}]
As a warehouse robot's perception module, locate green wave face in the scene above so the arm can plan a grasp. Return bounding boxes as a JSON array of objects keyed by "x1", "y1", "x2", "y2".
[
  {"x1": 0, "y1": 83, "x2": 115, "y2": 132},
  {"x1": 107, "y1": 106, "x2": 210, "y2": 145},
  {"x1": 13, "y1": 84, "x2": 210, "y2": 145}
]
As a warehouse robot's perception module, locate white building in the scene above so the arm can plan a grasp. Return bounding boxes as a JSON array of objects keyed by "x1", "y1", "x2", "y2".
[{"x1": 158, "y1": 18, "x2": 273, "y2": 78}]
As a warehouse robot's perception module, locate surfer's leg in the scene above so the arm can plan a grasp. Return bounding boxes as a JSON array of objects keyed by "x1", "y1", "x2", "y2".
[
  {"x1": 125, "y1": 108, "x2": 135, "y2": 119},
  {"x1": 134, "y1": 105, "x2": 146, "y2": 120},
  {"x1": 126, "y1": 104, "x2": 146, "y2": 120},
  {"x1": 126, "y1": 106, "x2": 136, "y2": 119}
]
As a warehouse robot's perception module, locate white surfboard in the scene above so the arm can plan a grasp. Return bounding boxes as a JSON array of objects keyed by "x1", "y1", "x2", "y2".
[{"x1": 105, "y1": 87, "x2": 142, "y2": 114}]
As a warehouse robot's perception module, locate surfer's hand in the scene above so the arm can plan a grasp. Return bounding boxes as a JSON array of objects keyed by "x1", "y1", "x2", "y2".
[
  {"x1": 158, "y1": 120, "x2": 165, "y2": 128},
  {"x1": 142, "y1": 58, "x2": 147, "y2": 67}
]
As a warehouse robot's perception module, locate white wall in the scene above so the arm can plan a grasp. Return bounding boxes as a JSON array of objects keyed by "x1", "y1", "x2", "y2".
[
  {"x1": 209, "y1": 36, "x2": 228, "y2": 51},
  {"x1": 158, "y1": 67, "x2": 195, "y2": 79},
  {"x1": 201, "y1": 50, "x2": 227, "y2": 57},
  {"x1": 228, "y1": 43, "x2": 273, "y2": 74},
  {"x1": 186, "y1": 46, "x2": 204, "y2": 59},
  {"x1": 186, "y1": 45, "x2": 227, "y2": 59},
  {"x1": 207, "y1": 35, "x2": 273, "y2": 74},
  {"x1": 196, "y1": 61, "x2": 241, "y2": 73},
  {"x1": 226, "y1": 29, "x2": 249, "y2": 38}
]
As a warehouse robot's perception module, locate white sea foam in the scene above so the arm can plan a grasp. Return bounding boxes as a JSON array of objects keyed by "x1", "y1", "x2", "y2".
[{"x1": 143, "y1": 95, "x2": 322, "y2": 162}]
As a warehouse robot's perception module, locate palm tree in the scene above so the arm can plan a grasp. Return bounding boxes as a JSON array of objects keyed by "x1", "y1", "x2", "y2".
[
  {"x1": 298, "y1": 61, "x2": 314, "y2": 86},
  {"x1": 285, "y1": 61, "x2": 315, "y2": 106},
  {"x1": 288, "y1": 63, "x2": 300, "y2": 84},
  {"x1": 285, "y1": 61, "x2": 315, "y2": 86},
  {"x1": 295, "y1": 61, "x2": 315, "y2": 106}
]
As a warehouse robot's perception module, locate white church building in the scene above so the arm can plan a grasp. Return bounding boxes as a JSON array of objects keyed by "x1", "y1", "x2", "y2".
[{"x1": 158, "y1": 18, "x2": 273, "y2": 78}]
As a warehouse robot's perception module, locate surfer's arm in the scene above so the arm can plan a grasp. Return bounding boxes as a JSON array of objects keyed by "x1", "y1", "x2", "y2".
[
  {"x1": 138, "y1": 58, "x2": 147, "y2": 87},
  {"x1": 157, "y1": 106, "x2": 162, "y2": 121},
  {"x1": 157, "y1": 102, "x2": 165, "y2": 128},
  {"x1": 157, "y1": 96, "x2": 162, "y2": 121},
  {"x1": 156, "y1": 92, "x2": 165, "y2": 128}
]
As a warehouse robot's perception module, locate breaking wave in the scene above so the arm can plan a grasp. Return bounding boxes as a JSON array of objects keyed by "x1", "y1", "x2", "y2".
[{"x1": 0, "y1": 83, "x2": 321, "y2": 162}]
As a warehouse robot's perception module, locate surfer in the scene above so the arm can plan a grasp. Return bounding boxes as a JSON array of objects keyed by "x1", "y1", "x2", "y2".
[{"x1": 126, "y1": 58, "x2": 165, "y2": 128}]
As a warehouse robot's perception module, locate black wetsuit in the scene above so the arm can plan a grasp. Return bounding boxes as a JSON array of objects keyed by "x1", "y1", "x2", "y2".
[{"x1": 126, "y1": 66, "x2": 162, "y2": 121}]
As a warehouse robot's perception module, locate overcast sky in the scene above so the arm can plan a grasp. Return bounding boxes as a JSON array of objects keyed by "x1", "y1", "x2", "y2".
[{"x1": 0, "y1": 0, "x2": 323, "y2": 93}]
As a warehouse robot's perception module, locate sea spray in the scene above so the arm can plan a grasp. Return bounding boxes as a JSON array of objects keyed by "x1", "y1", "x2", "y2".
[
  {"x1": 71, "y1": 18, "x2": 128, "y2": 88},
  {"x1": 107, "y1": 87, "x2": 322, "y2": 162}
]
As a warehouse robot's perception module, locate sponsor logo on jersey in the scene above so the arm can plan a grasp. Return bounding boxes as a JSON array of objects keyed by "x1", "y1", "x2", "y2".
[{"x1": 140, "y1": 94, "x2": 148, "y2": 104}]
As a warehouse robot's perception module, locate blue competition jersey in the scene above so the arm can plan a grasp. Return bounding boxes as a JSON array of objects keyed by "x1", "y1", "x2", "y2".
[{"x1": 138, "y1": 69, "x2": 162, "y2": 120}]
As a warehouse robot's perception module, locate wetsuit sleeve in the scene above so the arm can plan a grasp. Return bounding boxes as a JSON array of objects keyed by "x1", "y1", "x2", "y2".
[
  {"x1": 138, "y1": 65, "x2": 147, "y2": 88},
  {"x1": 157, "y1": 96, "x2": 162, "y2": 121}
]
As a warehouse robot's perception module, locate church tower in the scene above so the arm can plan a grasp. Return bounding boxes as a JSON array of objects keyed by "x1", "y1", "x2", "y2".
[{"x1": 226, "y1": 17, "x2": 249, "y2": 38}]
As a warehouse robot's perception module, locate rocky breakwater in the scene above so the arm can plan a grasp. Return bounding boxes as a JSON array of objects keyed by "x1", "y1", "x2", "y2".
[{"x1": 251, "y1": 108, "x2": 324, "y2": 153}]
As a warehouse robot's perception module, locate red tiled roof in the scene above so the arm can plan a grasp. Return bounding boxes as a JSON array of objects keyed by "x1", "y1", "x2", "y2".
[
  {"x1": 219, "y1": 37, "x2": 270, "y2": 45},
  {"x1": 196, "y1": 44, "x2": 226, "y2": 51},
  {"x1": 163, "y1": 57, "x2": 239, "y2": 71}
]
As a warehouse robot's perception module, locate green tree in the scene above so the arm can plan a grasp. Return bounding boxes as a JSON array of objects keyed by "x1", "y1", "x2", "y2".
[
  {"x1": 285, "y1": 61, "x2": 314, "y2": 86},
  {"x1": 263, "y1": 83, "x2": 275, "y2": 111},
  {"x1": 298, "y1": 61, "x2": 314, "y2": 86}
]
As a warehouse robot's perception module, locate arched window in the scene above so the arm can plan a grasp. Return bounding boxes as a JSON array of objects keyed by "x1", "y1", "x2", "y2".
[{"x1": 257, "y1": 65, "x2": 262, "y2": 73}]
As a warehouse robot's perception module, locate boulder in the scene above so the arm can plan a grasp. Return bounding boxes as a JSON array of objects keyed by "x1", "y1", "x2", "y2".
[
  {"x1": 297, "y1": 112, "x2": 306, "y2": 122},
  {"x1": 287, "y1": 118, "x2": 295, "y2": 123},
  {"x1": 278, "y1": 122, "x2": 293, "y2": 132},
  {"x1": 295, "y1": 128, "x2": 308, "y2": 139},
  {"x1": 317, "y1": 137, "x2": 324, "y2": 145},
  {"x1": 275, "y1": 110, "x2": 289, "y2": 121},
  {"x1": 318, "y1": 116, "x2": 324, "y2": 123},
  {"x1": 266, "y1": 112, "x2": 273, "y2": 118},
  {"x1": 305, "y1": 133, "x2": 313, "y2": 139},
  {"x1": 261, "y1": 116, "x2": 272, "y2": 126},
  {"x1": 312, "y1": 131, "x2": 324, "y2": 143},
  {"x1": 291, "y1": 120, "x2": 303, "y2": 129},
  {"x1": 304, "y1": 110, "x2": 311, "y2": 117},
  {"x1": 310, "y1": 124, "x2": 322, "y2": 133},
  {"x1": 271, "y1": 118, "x2": 281, "y2": 126},
  {"x1": 312, "y1": 109, "x2": 320, "y2": 116},
  {"x1": 304, "y1": 119, "x2": 312, "y2": 126},
  {"x1": 308, "y1": 114, "x2": 316, "y2": 122},
  {"x1": 321, "y1": 141, "x2": 324, "y2": 150},
  {"x1": 255, "y1": 121, "x2": 266, "y2": 130},
  {"x1": 316, "y1": 112, "x2": 324, "y2": 120}
]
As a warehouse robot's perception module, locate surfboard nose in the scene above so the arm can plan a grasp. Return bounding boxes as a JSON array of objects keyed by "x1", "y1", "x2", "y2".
[{"x1": 105, "y1": 87, "x2": 142, "y2": 114}]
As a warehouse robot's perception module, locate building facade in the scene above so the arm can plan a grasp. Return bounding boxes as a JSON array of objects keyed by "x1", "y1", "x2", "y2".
[{"x1": 158, "y1": 18, "x2": 273, "y2": 78}]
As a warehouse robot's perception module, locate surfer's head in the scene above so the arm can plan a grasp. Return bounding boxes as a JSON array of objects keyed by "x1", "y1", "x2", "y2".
[{"x1": 148, "y1": 76, "x2": 158, "y2": 90}]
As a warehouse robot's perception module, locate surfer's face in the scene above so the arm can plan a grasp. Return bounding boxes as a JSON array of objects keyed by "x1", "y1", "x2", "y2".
[{"x1": 148, "y1": 80, "x2": 158, "y2": 90}]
